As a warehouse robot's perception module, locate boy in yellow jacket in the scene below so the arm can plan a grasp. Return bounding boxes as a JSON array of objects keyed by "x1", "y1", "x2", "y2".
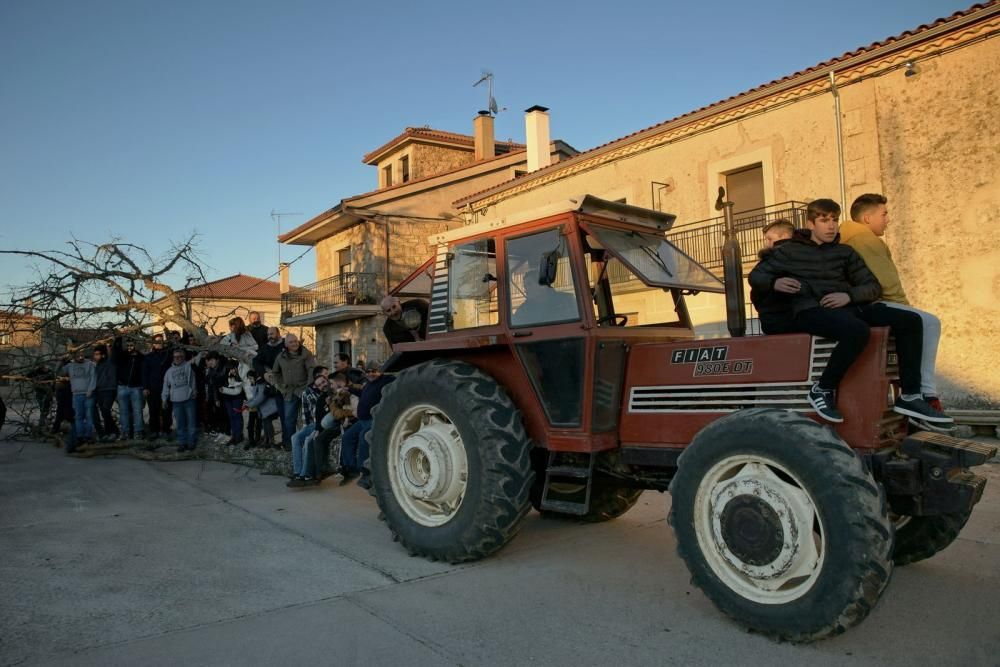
[{"x1": 841, "y1": 194, "x2": 943, "y2": 410}]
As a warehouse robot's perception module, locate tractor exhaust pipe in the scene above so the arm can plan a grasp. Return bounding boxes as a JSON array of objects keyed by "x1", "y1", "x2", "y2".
[{"x1": 717, "y1": 187, "x2": 746, "y2": 337}]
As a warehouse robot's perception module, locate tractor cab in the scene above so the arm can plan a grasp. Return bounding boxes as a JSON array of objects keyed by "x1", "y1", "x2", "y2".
[{"x1": 388, "y1": 196, "x2": 725, "y2": 451}]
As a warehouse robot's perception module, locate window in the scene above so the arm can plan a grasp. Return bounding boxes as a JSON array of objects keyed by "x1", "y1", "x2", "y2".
[
  {"x1": 400, "y1": 155, "x2": 410, "y2": 183},
  {"x1": 0, "y1": 331, "x2": 10, "y2": 346},
  {"x1": 336, "y1": 339, "x2": 352, "y2": 362},
  {"x1": 383, "y1": 165, "x2": 393, "y2": 187},
  {"x1": 447, "y1": 238, "x2": 498, "y2": 330},
  {"x1": 506, "y1": 229, "x2": 580, "y2": 328},
  {"x1": 338, "y1": 248, "x2": 352, "y2": 275},
  {"x1": 724, "y1": 164, "x2": 765, "y2": 218}
]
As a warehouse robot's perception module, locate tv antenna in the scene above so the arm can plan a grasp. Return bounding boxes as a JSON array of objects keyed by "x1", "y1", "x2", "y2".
[
  {"x1": 271, "y1": 209, "x2": 303, "y2": 264},
  {"x1": 473, "y1": 70, "x2": 503, "y2": 116}
]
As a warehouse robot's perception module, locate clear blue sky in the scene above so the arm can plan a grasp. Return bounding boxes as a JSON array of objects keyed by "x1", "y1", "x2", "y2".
[{"x1": 0, "y1": 0, "x2": 967, "y2": 296}]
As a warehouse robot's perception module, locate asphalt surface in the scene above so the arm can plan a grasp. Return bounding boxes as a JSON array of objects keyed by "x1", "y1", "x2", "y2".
[{"x1": 1, "y1": 438, "x2": 998, "y2": 667}]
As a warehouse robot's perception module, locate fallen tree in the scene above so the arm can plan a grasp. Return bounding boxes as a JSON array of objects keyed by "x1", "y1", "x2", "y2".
[{"x1": 0, "y1": 236, "x2": 256, "y2": 440}]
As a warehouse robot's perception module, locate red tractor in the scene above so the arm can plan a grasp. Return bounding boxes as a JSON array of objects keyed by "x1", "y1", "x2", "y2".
[{"x1": 369, "y1": 196, "x2": 994, "y2": 642}]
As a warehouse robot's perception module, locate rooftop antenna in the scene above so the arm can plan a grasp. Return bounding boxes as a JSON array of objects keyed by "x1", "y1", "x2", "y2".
[
  {"x1": 271, "y1": 209, "x2": 303, "y2": 265},
  {"x1": 473, "y1": 70, "x2": 504, "y2": 116}
]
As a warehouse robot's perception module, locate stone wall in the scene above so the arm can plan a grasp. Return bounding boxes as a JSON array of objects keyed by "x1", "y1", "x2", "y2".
[
  {"x1": 871, "y1": 39, "x2": 1000, "y2": 406},
  {"x1": 411, "y1": 144, "x2": 474, "y2": 180},
  {"x1": 315, "y1": 317, "x2": 388, "y2": 368}
]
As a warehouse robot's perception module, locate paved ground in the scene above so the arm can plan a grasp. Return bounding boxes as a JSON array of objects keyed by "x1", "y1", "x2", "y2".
[{"x1": 1, "y1": 438, "x2": 998, "y2": 667}]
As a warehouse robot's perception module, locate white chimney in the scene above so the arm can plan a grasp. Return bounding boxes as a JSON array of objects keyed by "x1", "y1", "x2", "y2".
[
  {"x1": 279, "y1": 262, "x2": 290, "y2": 294},
  {"x1": 473, "y1": 111, "x2": 495, "y2": 161},
  {"x1": 524, "y1": 105, "x2": 551, "y2": 172}
]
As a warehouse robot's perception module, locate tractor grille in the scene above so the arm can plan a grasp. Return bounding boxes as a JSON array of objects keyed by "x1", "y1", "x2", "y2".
[{"x1": 629, "y1": 338, "x2": 834, "y2": 413}]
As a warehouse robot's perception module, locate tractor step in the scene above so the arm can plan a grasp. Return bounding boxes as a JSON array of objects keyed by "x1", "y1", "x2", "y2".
[
  {"x1": 540, "y1": 452, "x2": 595, "y2": 515},
  {"x1": 540, "y1": 499, "x2": 591, "y2": 515},
  {"x1": 545, "y1": 465, "x2": 592, "y2": 479}
]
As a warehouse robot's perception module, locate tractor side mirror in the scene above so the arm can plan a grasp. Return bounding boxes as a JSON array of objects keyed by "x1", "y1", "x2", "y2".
[{"x1": 538, "y1": 251, "x2": 559, "y2": 286}]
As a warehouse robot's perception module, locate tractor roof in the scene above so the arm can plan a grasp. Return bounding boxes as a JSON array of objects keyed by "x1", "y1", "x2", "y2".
[{"x1": 431, "y1": 195, "x2": 677, "y2": 245}]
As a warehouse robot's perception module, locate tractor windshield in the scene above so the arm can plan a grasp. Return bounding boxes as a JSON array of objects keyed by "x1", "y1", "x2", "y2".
[{"x1": 582, "y1": 223, "x2": 725, "y2": 294}]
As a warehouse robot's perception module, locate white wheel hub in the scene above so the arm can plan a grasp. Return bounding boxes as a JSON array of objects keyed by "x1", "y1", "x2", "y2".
[
  {"x1": 387, "y1": 404, "x2": 468, "y2": 527},
  {"x1": 694, "y1": 455, "x2": 825, "y2": 604}
]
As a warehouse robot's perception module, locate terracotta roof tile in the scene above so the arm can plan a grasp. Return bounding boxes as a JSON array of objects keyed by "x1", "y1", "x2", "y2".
[
  {"x1": 175, "y1": 274, "x2": 286, "y2": 301},
  {"x1": 454, "y1": 2, "x2": 996, "y2": 207},
  {"x1": 363, "y1": 126, "x2": 525, "y2": 164}
]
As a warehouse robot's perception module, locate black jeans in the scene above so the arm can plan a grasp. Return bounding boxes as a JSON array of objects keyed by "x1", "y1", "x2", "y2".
[
  {"x1": 794, "y1": 303, "x2": 922, "y2": 394},
  {"x1": 94, "y1": 389, "x2": 119, "y2": 436},
  {"x1": 147, "y1": 393, "x2": 172, "y2": 435}
]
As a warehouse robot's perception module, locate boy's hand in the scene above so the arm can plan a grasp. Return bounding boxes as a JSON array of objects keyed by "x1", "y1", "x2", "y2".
[
  {"x1": 774, "y1": 277, "x2": 801, "y2": 294},
  {"x1": 820, "y1": 292, "x2": 850, "y2": 308}
]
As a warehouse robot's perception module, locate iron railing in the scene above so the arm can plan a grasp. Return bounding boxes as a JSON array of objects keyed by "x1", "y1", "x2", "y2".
[
  {"x1": 281, "y1": 272, "x2": 383, "y2": 321},
  {"x1": 666, "y1": 201, "x2": 808, "y2": 272}
]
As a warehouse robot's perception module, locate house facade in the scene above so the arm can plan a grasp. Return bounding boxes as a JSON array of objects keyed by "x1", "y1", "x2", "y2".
[
  {"x1": 162, "y1": 274, "x2": 314, "y2": 348},
  {"x1": 279, "y1": 112, "x2": 576, "y2": 365},
  {"x1": 454, "y1": 4, "x2": 1000, "y2": 407}
]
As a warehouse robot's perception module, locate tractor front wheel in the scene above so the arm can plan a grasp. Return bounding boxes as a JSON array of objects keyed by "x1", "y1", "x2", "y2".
[
  {"x1": 369, "y1": 359, "x2": 533, "y2": 563},
  {"x1": 669, "y1": 408, "x2": 893, "y2": 642}
]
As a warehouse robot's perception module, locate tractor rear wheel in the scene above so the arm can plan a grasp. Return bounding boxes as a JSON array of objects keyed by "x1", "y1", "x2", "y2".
[
  {"x1": 369, "y1": 359, "x2": 533, "y2": 563},
  {"x1": 669, "y1": 408, "x2": 893, "y2": 642},
  {"x1": 891, "y1": 510, "x2": 972, "y2": 565}
]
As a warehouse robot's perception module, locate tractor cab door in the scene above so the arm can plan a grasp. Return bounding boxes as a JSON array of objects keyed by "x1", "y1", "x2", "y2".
[{"x1": 504, "y1": 226, "x2": 587, "y2": 429}]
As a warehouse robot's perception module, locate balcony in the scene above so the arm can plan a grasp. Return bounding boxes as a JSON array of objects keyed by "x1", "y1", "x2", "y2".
[
  {"x1": 281, "y1": 272, "x2": 384, "y2": 326},
  {"x1": 666, "y1": 201, "x2": 808, "y2": 274}
]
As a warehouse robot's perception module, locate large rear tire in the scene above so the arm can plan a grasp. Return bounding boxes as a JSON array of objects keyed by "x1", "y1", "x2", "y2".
[
  {"x1": 668, "y1": 408, "x2": 893, "y2": 642},
  {"x1": 369, "y1": 359, "x2": 533, "y2": 563},
  {"x1": 892, "y1": 510, "x2": 971, "y2": 565}
]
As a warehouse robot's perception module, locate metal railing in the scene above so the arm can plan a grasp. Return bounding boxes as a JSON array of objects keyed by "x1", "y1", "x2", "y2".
[
  {"x1": 667, "y1": 201, "x2": 808, "y2": 272},
  {"x1": 281, "y1": 272, "x2": 383, "y2": 320}
]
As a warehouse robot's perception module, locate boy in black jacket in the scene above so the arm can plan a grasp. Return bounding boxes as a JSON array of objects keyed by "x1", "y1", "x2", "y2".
[{"x1": 749, "y1": 199, "x2": 950, "y2": 425}]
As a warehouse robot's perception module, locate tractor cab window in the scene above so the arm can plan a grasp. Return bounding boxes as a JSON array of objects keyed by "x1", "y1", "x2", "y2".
[
  {"x1": 582, "y1": 223, "x2": 723, "y2": 329},
  {"x1": 506, "y1": 229, "x2": 580, "y2": 328},
  {"x1": 583, "y1": 223, "x2": 724, "y2": 293},
  {"x1": 448, "y1": 238, "x2": 498, "y2": 330}
]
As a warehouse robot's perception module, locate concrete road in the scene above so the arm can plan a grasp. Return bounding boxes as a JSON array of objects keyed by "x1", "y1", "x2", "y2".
[{"x1": 1, "y1": 439, "x2": 998, "y2": 667}]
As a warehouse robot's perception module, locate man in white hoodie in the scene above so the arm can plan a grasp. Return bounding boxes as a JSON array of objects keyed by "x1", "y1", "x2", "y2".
[{"x1": 62, "y1": 350, "x2": 96, "y2": 443}]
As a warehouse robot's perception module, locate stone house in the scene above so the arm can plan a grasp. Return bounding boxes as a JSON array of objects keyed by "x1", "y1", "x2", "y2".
[
  {"x1": 159, "y1": 274, "x2": 314, "y2": 348},
  {"x1": 454, "y1": 3, "x2": 1000, "y2": 407},
  {"x1": 279, "y1": 113, "x2": 577, "y2": 365}
]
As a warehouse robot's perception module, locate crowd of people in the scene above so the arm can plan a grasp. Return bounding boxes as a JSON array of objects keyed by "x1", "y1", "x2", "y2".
[
  {"x1": 749, "y1": 193, "x2": 952, "y2": 427},
  {"x1": 37, "y1": 310, "x2": 401, "y2": 491}
]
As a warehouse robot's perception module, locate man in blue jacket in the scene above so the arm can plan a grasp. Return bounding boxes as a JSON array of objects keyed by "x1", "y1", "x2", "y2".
[{"x1": 339, "y1": 362, "x2": 394, "y2": 490}]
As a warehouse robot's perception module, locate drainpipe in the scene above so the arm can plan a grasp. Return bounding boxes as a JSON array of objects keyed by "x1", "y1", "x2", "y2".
[{"x1": 829, "y1": 71, "x2": 847, "y2": 209}]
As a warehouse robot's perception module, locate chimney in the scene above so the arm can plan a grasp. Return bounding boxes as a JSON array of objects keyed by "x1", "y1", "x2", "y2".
[
  {"x1": 473, "y1": 111, "x2": 495, "y2": 161},
  {"x1": 524, "y1": 105, "x2": 551, "y2": 172},
  {"x1": 279, "y1": 262, "x2": 290, "y2": 294},
  {"x1": 24, "y1": 297, "x2": 33, "y2": 316}
]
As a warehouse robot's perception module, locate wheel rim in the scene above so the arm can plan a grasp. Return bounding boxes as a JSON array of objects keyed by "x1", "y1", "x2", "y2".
[
  {"x1": 693, "y1": 454, "x2": 826, "y2": 604},
  {"x1": 386, "y1": 403, "x2": 469, "y2": 527}
]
